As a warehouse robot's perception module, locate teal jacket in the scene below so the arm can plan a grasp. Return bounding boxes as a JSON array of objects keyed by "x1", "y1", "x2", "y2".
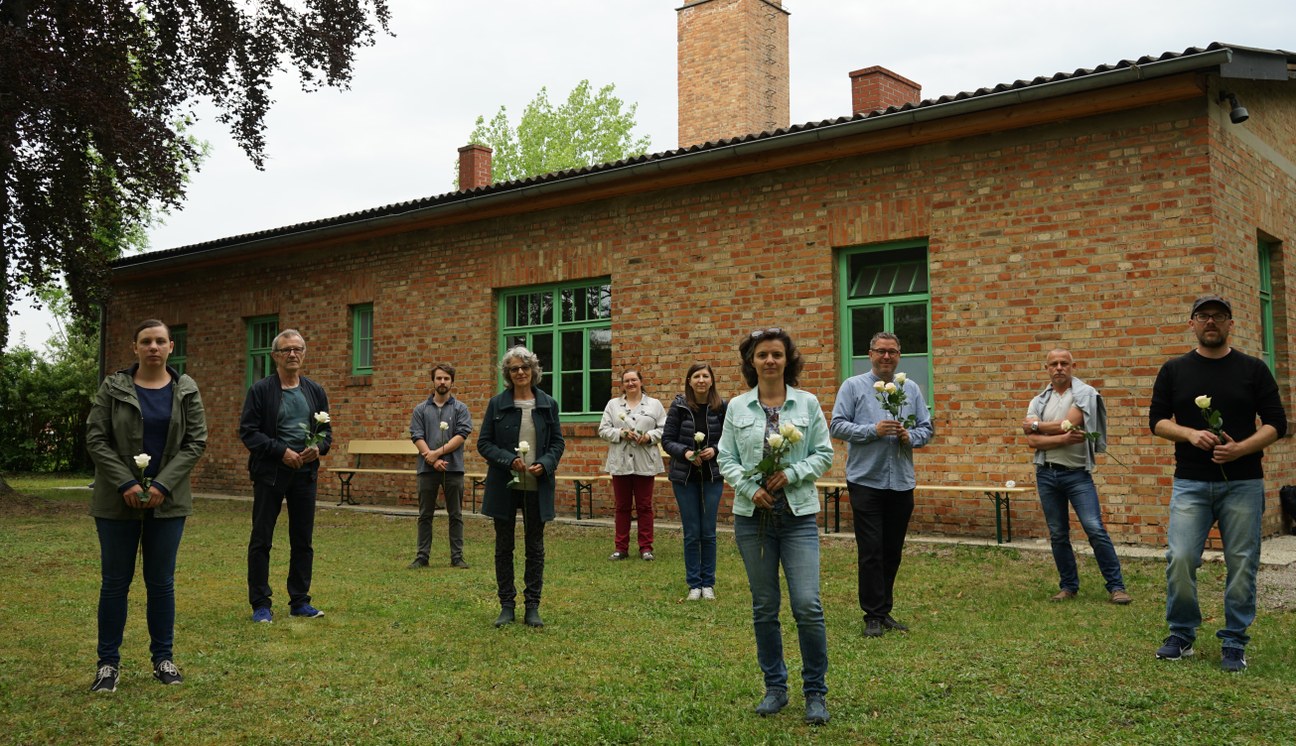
[
  {"x1": 718, "y1": 386, "x2": 834, "y2": 518},
  {"x1": 86, "y1": 365, "x2": 207, "y2": 520}
]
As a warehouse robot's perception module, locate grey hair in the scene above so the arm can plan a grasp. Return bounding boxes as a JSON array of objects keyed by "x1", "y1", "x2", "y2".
[
  {"x1": 869, "y1": 331, "x2": 900, "y2": 350},
  {"x1": 500, "y1": 345, "x2": 543, "y2": 383},
  {"x1": 273, "y1": 328, "x2": 305, "y2": 352}
]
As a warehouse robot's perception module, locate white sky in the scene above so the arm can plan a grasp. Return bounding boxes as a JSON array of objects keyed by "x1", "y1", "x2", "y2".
[{"x1": 9, "y1": 0, "x2": 1294, "y2": 351}]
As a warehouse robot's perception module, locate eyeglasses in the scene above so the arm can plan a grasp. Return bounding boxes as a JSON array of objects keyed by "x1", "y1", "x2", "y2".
[
  {"x1": 507, "y1": 365, "x2": 529, "y2": 374},
  {"x1": 1192, "y1": 312, "x2": 1231, "y2": 323},
  {"x1": 869, "y1": 348, "x2": 901, "y2": 357},
  {"x1": 274, "y1": 347, "x2": 305, "y2": 355},
  {"x1": 749, "y1": 327, "x2": 783, "y2": 340}
]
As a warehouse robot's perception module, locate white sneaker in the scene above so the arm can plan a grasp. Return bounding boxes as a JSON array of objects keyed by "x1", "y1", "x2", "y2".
[
  {"x1": 686, "y1": 588, "x2": 703, "y2": 601},
  {"x1": 701, "y1": 587, "x2": 716, "y2": 600}
]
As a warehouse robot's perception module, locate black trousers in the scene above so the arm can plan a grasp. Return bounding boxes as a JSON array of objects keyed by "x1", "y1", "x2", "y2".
[
  {"x1": 493, "y1": 489, "x2": 546, "y2": 609},
  {"x1": 848, "y1": 482, "x2": 914, "y2": 619},
  {"x1": 248, "y1": 469, "x2": 317, "y2": 610}
]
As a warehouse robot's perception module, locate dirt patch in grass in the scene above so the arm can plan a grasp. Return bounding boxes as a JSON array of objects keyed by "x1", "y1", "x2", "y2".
[{"x1": 0, "y1": 491, "x2": 84, "y2": 517}]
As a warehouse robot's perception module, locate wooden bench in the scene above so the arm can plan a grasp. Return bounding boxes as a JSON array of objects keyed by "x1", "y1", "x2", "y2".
[
  {"x1": 817, "y1": 481, "x2": 1030, "y2": 544},
  {"x1": 329, "y1": 439, "x2": 488, "y2": 508}
]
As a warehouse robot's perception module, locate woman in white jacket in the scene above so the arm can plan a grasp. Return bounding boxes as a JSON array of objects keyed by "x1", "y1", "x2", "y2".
[{"x1": 598, "y1": 369, "x2": 667, "y2": 561}]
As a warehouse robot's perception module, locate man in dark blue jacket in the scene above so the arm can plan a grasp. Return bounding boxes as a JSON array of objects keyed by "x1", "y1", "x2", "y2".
[{"x1": 240, "y1": 329, "x2": 332, "y2": 622}]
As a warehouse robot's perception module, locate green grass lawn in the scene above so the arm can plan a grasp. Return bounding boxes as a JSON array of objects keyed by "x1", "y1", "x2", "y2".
[{"x1": 3, "y1": 474, "x2": 1296, "y2": 745}]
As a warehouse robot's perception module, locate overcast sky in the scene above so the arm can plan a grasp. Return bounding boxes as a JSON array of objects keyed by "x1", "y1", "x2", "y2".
[{"x1": 10, "y1": 0, "x2": 1295, "y2": 350}]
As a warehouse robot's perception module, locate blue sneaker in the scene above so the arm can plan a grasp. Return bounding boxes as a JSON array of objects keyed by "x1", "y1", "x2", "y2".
[
  {"x1": 291, "y1": 604, "x2": 324, "y2": 618},
  {"x1": 1221, "y1": 647, "x2": 1247, "y2": 672},
  {"x1": 1155, "y1": 634, "x2": 1193, "y2": 660},
  {"x1": 251, "y1": 607, "x2": 273, "y2": 623}
]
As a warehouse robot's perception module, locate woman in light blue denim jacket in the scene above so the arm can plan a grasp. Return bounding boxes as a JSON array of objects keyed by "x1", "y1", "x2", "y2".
[{"x1": 717, "y1": 327, "x2": 834, "y2": 726}]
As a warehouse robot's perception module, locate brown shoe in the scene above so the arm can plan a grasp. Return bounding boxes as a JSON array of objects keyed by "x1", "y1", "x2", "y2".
[
  {"x1": 1050, "y1": 589, "x2": 1077, "y2": 602},
  {"x1": 1109, "y1": 589, "x2": 1133, "y2": 605}
]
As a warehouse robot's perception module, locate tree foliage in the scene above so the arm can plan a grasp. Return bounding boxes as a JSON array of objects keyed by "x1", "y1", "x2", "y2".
[
  {"x1": 0, "y1": 0, "x2": 392, "y2": 347},
  {"x1": 462, "y1": 80, "x2": 651, "y2": 185}
]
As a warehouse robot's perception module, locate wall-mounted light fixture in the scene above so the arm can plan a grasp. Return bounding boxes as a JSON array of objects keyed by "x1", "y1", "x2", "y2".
[{"x1": 1219, "y1": 91, "x2": 1249, "y2": 124}]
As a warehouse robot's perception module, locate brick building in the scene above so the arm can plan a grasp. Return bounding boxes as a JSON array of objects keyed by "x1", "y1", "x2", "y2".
[{"x1": 108, "y1": 0, "x2": 1295, "y2": 546}]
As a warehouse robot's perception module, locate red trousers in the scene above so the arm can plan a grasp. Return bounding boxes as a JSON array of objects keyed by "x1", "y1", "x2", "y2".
[{"x1": 612, "y1": 474, "x2": 656, "y2": 553}]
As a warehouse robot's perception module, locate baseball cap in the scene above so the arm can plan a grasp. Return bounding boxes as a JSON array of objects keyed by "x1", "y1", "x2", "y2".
[{"x1": 1190, "y1": 294, "x2": 1232, "y2": 316}]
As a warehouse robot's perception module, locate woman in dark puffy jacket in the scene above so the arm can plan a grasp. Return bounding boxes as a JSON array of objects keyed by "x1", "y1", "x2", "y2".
[{"x1": 661, "y1": 362, "x2": 726, "y2": 600}]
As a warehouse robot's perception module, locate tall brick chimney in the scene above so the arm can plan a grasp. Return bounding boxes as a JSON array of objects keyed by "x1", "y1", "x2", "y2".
[
  {"x1": 677, "y1": 0, "x2": 790, "y2": 149},
  {"x1": 849, "y1": 66, "x2": 921, "y2": 115},
  {"x1": 458, "y1": 143, "x2": 493, "y2": 190}
]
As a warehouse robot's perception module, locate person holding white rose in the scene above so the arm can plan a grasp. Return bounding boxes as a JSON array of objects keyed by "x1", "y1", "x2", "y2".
[
  {"x1": 408, "y1": 363, "x2": 474, "y2": 570},
  {"x1": 662, "y1": 362, "x2": 727, "y2": 599},
  {"x1": 829, "y1": 331, "x2": 933, "y2": 639},
  {"x1": 239, "y1": 328, "x2": 331, "y2": 623},
  {"x1": 1022, "y1": 348, "x2": 1130, "y2": 605},
  {"x1": 718, "y1": 328, "x2": 834, "y2": 725},
  {"x1": 1148, "y1": 295, "x2": 1286, "y2": 672},
  {"x1": 598, "y1": 369, "x2": 667, "y2": 561},
  {"x1": 86, "y1": 319, "x2": 207, "y2": 692},
  {"x1": 477, "y1": 346, "x2": 565, "y2": 628}
]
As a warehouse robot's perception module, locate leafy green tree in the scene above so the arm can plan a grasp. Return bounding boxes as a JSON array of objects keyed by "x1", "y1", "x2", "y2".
[
  {"x1": 0, "y1": 0, "x2": 392, "y2": 349},
  {"x1": 461, "y1": 80, "x2": 651, "y2": 185}
]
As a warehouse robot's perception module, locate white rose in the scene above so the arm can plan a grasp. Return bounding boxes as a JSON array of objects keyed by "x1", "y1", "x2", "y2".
[
  {"x1": 133, "y1": 453, "x2": 151, "y2": 470},
  {"x1": 1059, "y1": 420, "x2": 1073, "y2": 432},
  {"x1": 1195, "y1": 395, "x2": 1212, "y2": 410},
  {"x1": 884, "y1": 382, "x2": 898, "y2": 394},
  {"x1": 440, "y1": 422, "x2": 449, "y2": 431},
  {"x1": 694, "y1": 432, "x2": 706, "y2": 444},
  {"x1": 314, "y1": 411, "x2": 330, "y2": 424},
  {"x1": 517, "y1": 441, "x2": 530, "y2": 455},
  {"x1": 894, "y1": 372, "x2": 907, "y2": 386},
  {"x1": 786, "y1": 427, "x2": 804, "y2": 444},
  {"x1": 1005, "y1": 480, "x2": 1016, "y2": 489},
  {"x1": 873, "y1": 380, "x2": 885, "y2": 391},
  {"x1": 619, "y1": 412, "x2": 627, "y2": 421},
  {"x1": 766, "y1": 433, "x2": 784, "y2": 450},
  {"x1": 779, "y1": 423, "x2": 795, "y2": 438}
]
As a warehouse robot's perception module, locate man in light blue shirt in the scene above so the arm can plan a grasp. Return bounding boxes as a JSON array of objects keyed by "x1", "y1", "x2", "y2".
[{"x1": 830, "y1": 332, "x2": 934, "y2": 638}]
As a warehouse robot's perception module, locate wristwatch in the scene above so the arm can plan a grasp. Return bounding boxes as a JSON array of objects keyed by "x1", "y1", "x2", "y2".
[{"x1": 1031, "y1": 421, "x2": 1040, "y2": 433}]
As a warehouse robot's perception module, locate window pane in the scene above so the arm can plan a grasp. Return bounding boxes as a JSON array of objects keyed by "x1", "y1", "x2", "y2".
[
  {"x1": 561, "y1": 288, "x2": 577, "y2": 323},
  {"x1": 591, "y1": 284, "x2": 611, "y2": 319},
  {"x1": 896, "y1": 357, "x2": 931, "y2": 402},
  {"x1": 561, "y1": 331, "x2": 584, "y2": 371},
  {"x1": 506, "y1": 334, "x2": 525, "y2": 350},
  {"x1": 589, "y1": 371, "x2": 612, "y2": 410},
  {"x1": 589, "y1": 327, "x2": 612, "y2": 371},
  {"x1": 530, "y1": 333, "x2": 552, "y2": 387},
  {"x1": 851, "y1": 307, "x2": 884, "y2": 357},
  {"x1": 561, "y1": 375, "x2": 584, "y2": 414},
  {"x1": 894, "y1": 304, "x2": 927, "y2": 353}
]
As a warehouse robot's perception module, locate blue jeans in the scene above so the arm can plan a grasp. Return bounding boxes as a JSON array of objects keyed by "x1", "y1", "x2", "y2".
[
  {"x1": 733, "y1": 511, "x2": 828, "y2": 697},
  {"x1": 1165, "y1": 478, "x2": 1264, "y2": 649},
  {"x1": 1035, "y1": 466, "x2": 1125, "y2": 593},
  {"x1": 672, "y1": 479, "x2": 722, "y2": 589},
  {"x1": 96, "y1": 516, "x2": 187, "y2": 666}
]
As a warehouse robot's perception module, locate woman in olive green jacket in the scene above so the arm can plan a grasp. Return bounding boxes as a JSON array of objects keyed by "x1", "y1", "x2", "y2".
[{"x1": 85, "y1": 320, "x2": 206, "y2": 693}]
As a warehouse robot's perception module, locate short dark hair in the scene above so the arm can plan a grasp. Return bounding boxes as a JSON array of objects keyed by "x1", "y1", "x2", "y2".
[
  {"x1": 738, "y1": 328, "x2": 803, "y2": 388},
  {"x1": 683, "y1": 362, "x2": 722, "y2": 411},
  {"x1": 430, "y1": 363, "x2": 456, "y2": 381},
  {"x1": 133, "y1": 319, "x2": 169, "y2": 341}
]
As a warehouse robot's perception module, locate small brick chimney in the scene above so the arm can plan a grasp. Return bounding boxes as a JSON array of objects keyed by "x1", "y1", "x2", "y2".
[
  {"x1": 849, "y1": 66, "x2": 921, "y2": 115},
  {"x1": 677, "y1": 0, "x2": 790, "y2": 148},
  {"x1": 458, "y1": 143, "x2": 493, "y2": 190}
]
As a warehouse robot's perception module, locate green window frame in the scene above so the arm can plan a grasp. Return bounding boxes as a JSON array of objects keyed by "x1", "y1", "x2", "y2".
[
  {"x1": 351, "y1": 304, "x2": 374, "y2": 375},
  {"x1": 836, "y1": 240, "x2": 932, "y2": 403},
  {"x1": 170, "y1": 326, "x2": 188, "y2": 375},
  {"x1": 499, "y1": 279, "x2": 612, "y2": 419},
  {"x1": 1259, "y1": 238, "x2": 1276, "y2": 373},
  {"x1": 246, "y1": 315, "x2": 279, "y2": 389}
]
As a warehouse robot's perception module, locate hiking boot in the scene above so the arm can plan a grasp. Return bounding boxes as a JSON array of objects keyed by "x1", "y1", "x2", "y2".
[
  {"x1": 451, "y1": 559, "x2": 470, "y2": 569},
  {"x1": 881, "y1": 615, "x2": 908, "y2": 632},
  {"x1": 1155, "y1": 634, "x2": 1194, "y2": 660},
  {"x1": 153, "y1": 659, "x2": 183, "y2": 685},
  {"x1": 804, "y1": 694, "x2": 830, "y2": 725},
  {"x1": 90, "y1": 663, "x2": 119, "y2": 693},
  {"x1": 1050, "y1": 589, "x2": 1077, "y2": 602},
  {"x1": 407, "y1": 558, "x2": 428, "y2": 569},
  {"x1": 1109, "y1": 589, "x2": 1133, "y2": 605},
  {"x1": 863, "y1": 618, "x2": 885, "y2": 637}
]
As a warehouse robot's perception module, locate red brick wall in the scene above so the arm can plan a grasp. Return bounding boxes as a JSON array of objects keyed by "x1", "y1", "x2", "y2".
[{"x1": 107, "y1": 86, "x2": 1295, "y2": 546}]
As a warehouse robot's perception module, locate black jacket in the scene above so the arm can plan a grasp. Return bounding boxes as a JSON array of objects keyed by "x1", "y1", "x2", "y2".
[
  {"x1": 477, "y1": 386, "x2": 565, "y2": 522},
  {"x1": 239, "y1": 374, "x2": 332, "y2": 485},
  {"x1": 661, "y1": 394, "x2": 726, "y2": 484}
]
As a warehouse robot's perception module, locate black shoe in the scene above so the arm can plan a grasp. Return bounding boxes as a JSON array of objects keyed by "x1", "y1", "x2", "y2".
[
  {"x1": 493, "y1": 607, "x2": 515, "y2": 628},
  {"x1": 1155, "y1": 634, "x2": 1194, "y2": 660},
  {"x1": 451, "y1": 559, "x2": 470, "y2": 569},
  {"x1": 153, "y1": 659, "x2": 183, "y2": 685},
  {"x1": 524, "y1": 607, "x2": 544, "y2": 628},
  {"x1": 90, "y1": 663, "x2": 119, "y2": 693},
  {"x1": 1221, "y1": 647, "x2": 1248, "y2": 672},
  {"x1": 863, "y1": 617, "x2": 885, "y2": 637},
  {"x1": 804, "y1": 694, "x2": 830, "y2": 725},
  {"x1": 407, "y1": 558, "x2": 428, "y2": 569},
  {"x1": 754, "y1": 689, "x2": 788, "y2": 716},
  {"x1": 881, "y1": 614, "x2": 909, "y2": 632}
]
